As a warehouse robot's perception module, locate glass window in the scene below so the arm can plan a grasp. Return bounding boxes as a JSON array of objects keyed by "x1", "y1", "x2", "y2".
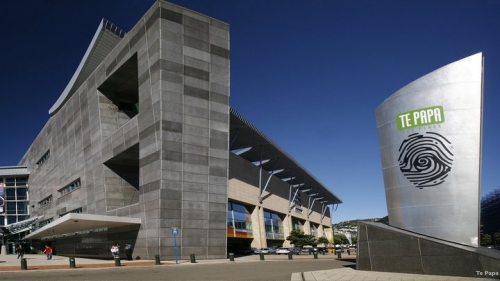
[
  {"x1": 6, "y1": 202, "x2": 16, "y2": 214},
  {"x1": 39, "y1": 195, "x2": 53, "y2": 207},
  {"x1": 292, "y1": 217, "x2": 304, "y2": 231},
  {"x1": 16, "y1": 188, "x2": 27, "y2": 200},
  {"x1": 5, "y1": 178, "x2": 15, "y2": 187},
  {"x1": 17, "y1": 202, "x2": 27, "y2": 214},
  {"x1": 0, "y1": 215, "x2": 4, "y2": 226},
  {"x1": 36, "y1": 150, "x2": 50, "y2": 167},
  {"x1": 59, "y1": 178, "x2": 81, "y2": 196},
  {"x1": 264, "y1": 210, "x2": 284, "y2": 239},
  {"x1": 6, "y1": 188, "x2": 15, "y2": 200},
  {"x1": 17, "y1": 215, "x2": 28, "y2": 222},
  {"x1": 7, "y1": 216, "x2": 17, "y2": 224},
  {"x1": 227, "y1": 201, "x2": 253, "y2": 238},
  {"x1": 16, "y1": 177, "x2": 27, "y2": 186}
]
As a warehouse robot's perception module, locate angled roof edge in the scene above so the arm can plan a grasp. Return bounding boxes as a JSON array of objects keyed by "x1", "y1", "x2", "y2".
[
  {"x1": 48, "y1": 19, "x2": 125, "y2": 116},
  {"x1": 230, "y1": 108, "x2": 342, "y2": 205}
]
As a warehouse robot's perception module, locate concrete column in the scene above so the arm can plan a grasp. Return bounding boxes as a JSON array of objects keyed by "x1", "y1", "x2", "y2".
[
  {"x1": 1, "y1": 245, "x2": 6, "y2": 256},
  {"x1": 324, "y1": 227, "x2": 333, "y2": 242},
  {"x1": 303, "y1": 220, "x2": 311, "y2": 235},
  {"x1": 250, "y1": 205, "x2": 266, "y2": 249},
  {"x1": 282, "y1": 215, "x2": 293, "y2": 247},
  {"x1": 318, "y1": 225, "x2": 324, "y2": 238}
]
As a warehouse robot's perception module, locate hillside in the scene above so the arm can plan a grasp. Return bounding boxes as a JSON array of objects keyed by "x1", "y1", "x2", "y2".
[{"x1": 334, "y1": 216, "x2": 388, "y2": 228}]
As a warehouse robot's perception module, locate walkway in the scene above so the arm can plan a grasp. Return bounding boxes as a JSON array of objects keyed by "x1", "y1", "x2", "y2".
[{"x1": 292, "y1": 267, "x2": 498, "y2": 281}]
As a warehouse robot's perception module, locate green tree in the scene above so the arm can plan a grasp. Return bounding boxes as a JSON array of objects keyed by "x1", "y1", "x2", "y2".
[
  {"x1": 286, "y1": 229, "x2": 317, "y2": 247},
  {"x1": 481, "y1": 234, "x2": 492, "y2": 246},
  {"x1": 317, "y1": 236, "x2": 329, "y2": 245},
  {"x1": 334, "y1": 234, "x2": 349, "y2": 244},
  {"x1": 351, "y1": 235, "x2": 358, "y2": 245},
  {"x1": 494, "y1": 233, "x2": 500, "y2": 246}
]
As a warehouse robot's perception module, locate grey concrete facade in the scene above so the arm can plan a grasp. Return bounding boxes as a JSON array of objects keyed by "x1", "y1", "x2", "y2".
[
  {"x1": 357, "y1": 221, "x2": 500, "y2": 278},
  {"x1": 19, "y1": 0, "x2": 230, "y2": 259},
  {"x1": 14, "y1": 0, "x2": 341, "y2": 261}
]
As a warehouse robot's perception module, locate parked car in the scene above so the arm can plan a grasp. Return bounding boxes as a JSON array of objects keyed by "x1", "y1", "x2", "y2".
[
  {"x1": 301, "y1": 246, "x2": 314, "y2": 254},
  {"x1": 254, "y1": 248, "x2": 271, "y2": 254},
  {"x1": 289, "y1": 247, "x2": 301, "y2": 255},
  {"x1": 267, "y1": 247, "x2": 277, "y2": 254},
  {"x1": 276, "y1": 248, "x2": 290, "y2": 254}
]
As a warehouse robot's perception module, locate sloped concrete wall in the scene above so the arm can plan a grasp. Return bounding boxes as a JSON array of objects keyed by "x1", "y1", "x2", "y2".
[{"x1": 357, "y1": 221, "x2": 500, "y2": 278}]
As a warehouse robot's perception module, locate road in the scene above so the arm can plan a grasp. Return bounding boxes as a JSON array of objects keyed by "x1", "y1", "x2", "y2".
[{"x1": 0, "y1": 257, "x2": 355, "y2": 281}]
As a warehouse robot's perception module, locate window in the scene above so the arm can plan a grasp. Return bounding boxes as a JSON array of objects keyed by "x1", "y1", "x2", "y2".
[
  {"x1": 5, "y1": 178, "x2": 15, "y2": 187},
  {"x1": 59, "y1": 207, "x2": 83, "y2": 217},
  {"x1": 264, "y1": 210, "x2": 284, "y2": 240},
  {"x1": 7, "y1": 216, "x2": 16, "y2": 224},
  {"x1": 39, "y1": 195, "x2": 53, "y2": 207},
  {"x1": 6, "y1": 188, "x2": 15, "y2": 200},
  {"x1": 38, "y1": 217, "x2": 53, "y2": 228},
  {"x1": 227, "y1": 201, "x2": 253, "y2": 238},
  {"x1": 0, "y1": 215, "x2": 4, "y2": 226},
  {"x1": 17, "y1": 202, "x2": 28, "y2": 214},
  {"x1": 16, "y1": 188, "x2": 27, "y2": 200},
  {"x1": 16, "y1": 177, "x2": 28, "y2": 186},
  {"x1": 58, "y1": 178, "x2": 81, "y2": 196},
  {"x1": 292, "y1": 217, "x2": 305, "y2": 231},
  {"x1": 6, "y1": 202, "x2": 16, "y2": 214},
  {"x1": 36, "y1": 150, "x2": 50, "y2": 167}
]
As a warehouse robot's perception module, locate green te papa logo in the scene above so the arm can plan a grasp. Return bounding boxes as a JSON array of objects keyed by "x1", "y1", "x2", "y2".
[{"x1": 397, "y1": 106, "x2": 444, "y2": 130}]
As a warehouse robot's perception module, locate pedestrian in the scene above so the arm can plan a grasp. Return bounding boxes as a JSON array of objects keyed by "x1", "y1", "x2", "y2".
[
  {"x1": 43, "y1": 245, "x2": 53, "y2": 260},
  {"x1": 124, "y1": 243, "x2": 133, "y2": 260},
  {"x1": 16, "y1": 244, "x2": 24, "y2": 259},
  {"x1": 111, "y1": 244, "x2": 120, "y2": 258}
]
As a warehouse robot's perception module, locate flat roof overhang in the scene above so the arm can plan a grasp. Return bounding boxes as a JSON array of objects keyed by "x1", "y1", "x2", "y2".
[
  {"x1": 24, "y1": 213, "x2": 141, "y2": 240},
  {"x1": 0, "y1": 166, "x2": 29, "y2": 177},
  {"x1": 230, "y1": 108, "x2": 342, "y2": 205}
]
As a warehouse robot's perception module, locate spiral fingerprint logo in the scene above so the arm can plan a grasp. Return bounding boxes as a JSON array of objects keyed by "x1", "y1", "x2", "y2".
[{"x1": 398, "y1": 132, "x2": 453, "y2": 189}]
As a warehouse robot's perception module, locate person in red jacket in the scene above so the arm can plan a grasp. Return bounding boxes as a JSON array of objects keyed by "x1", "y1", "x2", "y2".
[{"x1": 43, "y1": 245, "x2": 53, "y2": 260}]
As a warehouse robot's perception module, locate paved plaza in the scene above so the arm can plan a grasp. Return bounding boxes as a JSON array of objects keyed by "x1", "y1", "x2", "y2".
[{"x1": 0, "y1": 253, "x2": 497, "y2": 280}]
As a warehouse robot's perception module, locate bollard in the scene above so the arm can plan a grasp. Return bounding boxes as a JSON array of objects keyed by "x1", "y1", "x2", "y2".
[
  {"x1": 288, "y1": 252, "x2": 293, "y2": 260},
  {"x1": 114, "y1": 256, "x2": 121, "y2": 266},
  {"x1": 229, "y1": 252, "x2": 234, "y2": 262},
  {"x1": 347, "y1": 249, "x2": 351, "y2": 255},
  {"x1": 20, "y1": 258, "x2": 27, "y2": 270},
  {"x1": 69, "y1": 257, "x2": 76, "y2": 268},
  {"x1": 337, "y1": 251, "x2": 342, "y2": 259},
  {"x1": 313, "y1": 252, "x2": 318, "y2": 259},
  {"x1": 259, "y1": 253, "x2": 265, "y2": 261},
  {"x1": 155, "y1": 254, "x2": 161, "y2": 265},
  {"x1": 190, "y1": 253, "x2": 196, "y2": 263}
]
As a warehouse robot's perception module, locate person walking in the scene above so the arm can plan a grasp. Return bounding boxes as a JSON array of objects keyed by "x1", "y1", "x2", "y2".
[
  {"x1": 43, "y1": 245, "x2": 53, "y2": 260},
  {"x1": 111, "y1": 244, "x2": 120, "y2": 258},
  {"x1": 124, "y1": 243, "x2": 133, "y2": 260},
  {"x1": 16, "y1": 244, "x2": 24, "y2": 259}
]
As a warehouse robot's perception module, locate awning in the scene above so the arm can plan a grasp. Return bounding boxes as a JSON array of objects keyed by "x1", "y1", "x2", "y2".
[
  {"x1": 24, "y1": 213, "x2": 141, "y2": 240},
  {"x1": 0, "y1": 166, "x2": 29, "y2": 177},
  {"x1": 6, "y1": 215, "x2": 44, "y2": 234}
]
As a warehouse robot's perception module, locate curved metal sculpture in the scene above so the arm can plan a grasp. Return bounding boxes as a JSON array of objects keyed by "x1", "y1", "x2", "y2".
[{"x1": 375, "y1": 53, "x2": 483, "y2": 247}]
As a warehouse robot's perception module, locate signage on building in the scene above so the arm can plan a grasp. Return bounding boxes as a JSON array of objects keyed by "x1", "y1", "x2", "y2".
[
  {"x1": 375, "y1": 53, "x2": 483, "y2": 247},
  {"x1": 0, "y1": 182, "x2": 4, "y2": 214}
]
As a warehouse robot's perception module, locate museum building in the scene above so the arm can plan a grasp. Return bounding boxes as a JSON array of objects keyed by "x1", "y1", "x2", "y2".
[{"x1": 0, "y1": 0, "x2": 341, "y2": 259}]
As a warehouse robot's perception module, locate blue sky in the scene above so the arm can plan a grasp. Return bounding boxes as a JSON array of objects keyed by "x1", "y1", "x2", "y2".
[{"x1": 1, "y1": 0, "x2": 500, "y2": 223}]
